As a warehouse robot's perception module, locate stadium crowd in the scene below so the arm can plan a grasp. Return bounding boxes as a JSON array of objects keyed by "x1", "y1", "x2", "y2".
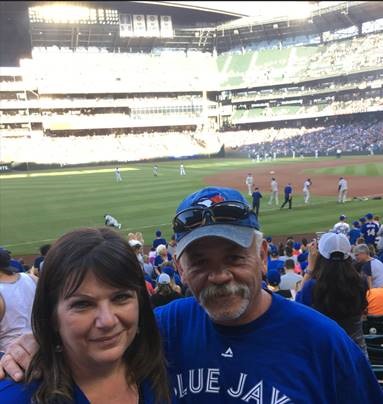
[
  {"x1": 0, "y1": 186, "x2": 382, "y2": 402},
  {"x1": 237, "y1": 119, "x2": 383, "y2": 157}
]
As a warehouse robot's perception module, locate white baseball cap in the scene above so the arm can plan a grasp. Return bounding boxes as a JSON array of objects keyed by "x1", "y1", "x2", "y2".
[
  {"x1": 158, "y1": 273, "x2": 171, "y2": 285},
  {"x1": 318, "y1": 232, "x2": 351, "y2": 260}
]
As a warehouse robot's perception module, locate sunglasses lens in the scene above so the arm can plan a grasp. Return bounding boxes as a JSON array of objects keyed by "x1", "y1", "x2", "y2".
[
  {"x1": 212, "y1": 203, "x2": 248, "y2": 221},
  {"x1": 173, "y1": 209, "x2": 204, "y2": 232}
]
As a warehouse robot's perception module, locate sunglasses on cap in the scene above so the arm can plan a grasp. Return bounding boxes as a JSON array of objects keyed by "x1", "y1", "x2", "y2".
[{"x1": 172, "y1": 201, "x2": 252, "y2": 233}]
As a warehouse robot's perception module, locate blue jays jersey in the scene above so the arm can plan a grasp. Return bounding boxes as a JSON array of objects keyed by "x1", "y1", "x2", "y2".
[
  {"x1": 155, "y1": 294, "x2": 382, "y2": 404},
  {"x1": 361, "y1": 222, "x2": 379, "y2": 245}
]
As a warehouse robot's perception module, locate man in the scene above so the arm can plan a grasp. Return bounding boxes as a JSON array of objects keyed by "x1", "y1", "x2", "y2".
[
  {"x1": 104, "y1": 213, "x2": 121, "y2": 229},
  {"x1": 302, "y1": 178, "x2": 312, "y2": 204},
  {"x1": 268, "y1": 177, "x2": 279, "y2": 206},
  {"x1": 1, "y1": 186, "x2": 382, "y2": 403},
  {"x1": 333, "y1": 214, "x2": 350, "y2": 236},
  {"x1": 280, "y1": 182, "x2": 293, "y2": 209},
  {"x1": 153, "y1": 164, "x2": 158, "y2": 177},
  {"x1": 114, "y1": 167, "x2": 122, "y2": 182},
  {"x1": 354, "y1": 243, "x2": 383, "y2": 288},
  {"x1": 349, "y1": 221, "x2": 361, "y2": 245},
  {"x1": 251, "y1": 186, "x2": 262, "y2": 217},
  {"x1": 337, "y1": 176, "x2": 348, "y2": 203},
  {"x1": 245, "y1": 173, "x2": 254, "y2": 196},
  {"x1": 179, "y1": 163, "x2": 186, "y2": 176},
  {"x1": 279, "y1": 258, "x2": 303, "y2": 295},
  {"x1": 361, "y1": 212, "x2": 379, "y2": 246}
]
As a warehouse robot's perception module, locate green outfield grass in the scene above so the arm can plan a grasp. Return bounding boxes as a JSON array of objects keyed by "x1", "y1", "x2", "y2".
[
  {"x1": 1, "y1": 156, "x2": 382, "y2": 256},
  {"x1": 305, "y1": 161, "x2": 383, "y2": 176}
]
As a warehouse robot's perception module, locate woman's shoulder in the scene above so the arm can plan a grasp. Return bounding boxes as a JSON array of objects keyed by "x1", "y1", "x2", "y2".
[{"x1": 0, "y1": 379, "x2": 39, "y2": 403}]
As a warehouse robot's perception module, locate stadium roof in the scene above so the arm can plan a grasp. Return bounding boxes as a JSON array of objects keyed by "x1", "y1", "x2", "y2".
[{"x1": 1, "y1": 1, "x2": 383, "y2": 66}]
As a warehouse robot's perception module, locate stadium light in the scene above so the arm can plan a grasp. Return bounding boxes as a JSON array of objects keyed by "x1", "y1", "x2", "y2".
[{"x1": 28, "y1": 5, "x2": 119, "y2": 24}]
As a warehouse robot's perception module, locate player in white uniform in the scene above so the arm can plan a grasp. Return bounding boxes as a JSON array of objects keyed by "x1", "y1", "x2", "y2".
[
  {"x1": 153, "y1": 165, "x2": 158, "y2": 177},
  {"x1": 268, "y1": 177, "x2": 279, "y2": 206},
  {"x1": 338, "y1": 177, "x2": 348, "y2": 203},
  {"x1": 303, "y1": 178, "x2": 312, "y2": 204},
  {"x1": 104, "y1": 214, "x2": 122, "y2": 229},
  {"x1": 245, "y1": 173, "x2": 254, "y2": 196},
  {"x1": 179, "y1": 163, "x2": 186, "y2": 176},
  {"x1": 115, "y1": 167, "x2": 122, "y2": 182}
]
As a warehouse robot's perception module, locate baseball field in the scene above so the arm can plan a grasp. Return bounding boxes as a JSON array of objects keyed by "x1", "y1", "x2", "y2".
[{"x1": 1, "y1": 155, "x2": 382, "y2": 257}]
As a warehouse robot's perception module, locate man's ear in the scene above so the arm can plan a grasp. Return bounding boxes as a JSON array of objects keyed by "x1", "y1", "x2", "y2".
[
  {"x1": 259, "y1": 239, "x2": 268, "y2": 275},
  {"x1": 174, "y1": 254, "x2": 187, "y2": 283}
]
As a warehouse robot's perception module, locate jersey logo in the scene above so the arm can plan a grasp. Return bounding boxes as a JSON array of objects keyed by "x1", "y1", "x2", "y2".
[{"x1": 221, "y1": 347, "x2": 233, "y2": 358}]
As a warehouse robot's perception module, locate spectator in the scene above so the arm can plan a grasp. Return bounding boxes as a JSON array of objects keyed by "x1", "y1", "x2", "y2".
[
  {"x1": 296, "y1": 233, "x2": 368, "y2": 356},
  {"x1": 150, "y1": 274, "x2": 183, "y2": 308},
  {"x1": 361, "y1": 213, "x2": 379, "y2": 246},
  {"x1": 349, "y1": 221, "x2": 361, "y2": 245},
  {"x1": 0, "y1": 249, "x2": 37, "y2": 351},
  {"x1": 267, "y1": 250, "x2": 285, "y2": 273},
  {"x1": 280, "y1": 258, "x2": 303, "y2": 295},
  {"x1": 33, "y1": 244, "x2": 51, "y2": 275},
  {"x1": 354, "y1": 243, "x2": 383, "y2": 288},
  {"x1": 267, "y1": 269, "x2": 293, "y2": 299},
  {"x1": 366, "y1": 288, "x2": 383, "y2": 316},
  {"x1": 152, "y1": 230, "x2": 167, "y2": 250},
  {"x1": 0, "y1": 227, "x2": 170, "y2": 402},
  {"x1": 333, "y1": 214, "x2": 350, "y2": 236}
]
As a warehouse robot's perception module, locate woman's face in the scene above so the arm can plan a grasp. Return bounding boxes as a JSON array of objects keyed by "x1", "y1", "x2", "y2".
[{"x1": 56, "y1": 271, "x2": 139, "y2": 372}]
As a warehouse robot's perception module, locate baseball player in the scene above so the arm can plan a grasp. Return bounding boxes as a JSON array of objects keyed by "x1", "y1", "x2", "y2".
[
  {"x1": 104, "y1": 214, "x2": 122, "y2": 229},
  {"x1": 338, "y1": 177, "x2": 348, "y2": 203},
  {"x1": 115, "y1": 167, "x2": 122, "y2": 182},
  {"x1": 179, "y1": 163, "x2": 186, "y2": 176},
  {"x1": 245, "y1": 173, "x2": 254, "y2": 196},
  {"x1": 303, "y1": 178, "x2": 312, "y2": 204},
  {"x1": 153, "y1": 165, "x2": 158, "y2": 177},
  {"x1": 268, "y1": 177, "x2": 279, "y2": 206}
]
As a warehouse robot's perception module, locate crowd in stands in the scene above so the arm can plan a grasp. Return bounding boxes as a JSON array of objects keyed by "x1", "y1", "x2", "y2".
[{"x1": 237, "y1": 119, "x2": 383, "y2": 157}]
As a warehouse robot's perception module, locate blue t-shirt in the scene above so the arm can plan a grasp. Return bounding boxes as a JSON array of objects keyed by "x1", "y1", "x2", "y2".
[
  {"x1": 153, "y1": 238, "x2": 167, "y2": 249},
  {"x1": 0, "y1": 378, "x2": 159, "y2": 403},
  {"x1": 349, "y1": 228, "x2": 361, "y2": 245},
  {"x1": 155, "y1": 294, "x2": 382, "y2": 403}
]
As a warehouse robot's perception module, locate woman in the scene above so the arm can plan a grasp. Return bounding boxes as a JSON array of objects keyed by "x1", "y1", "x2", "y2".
[
  {"x1": 296, "y1": 232, "x2": 368, "y2": 356},
  {"x1": 150, "y1": 274, "x2": 183, "y2": 308},
  {"x1": 153, "y1": 245, "x2": 172, "y2": 276},
  {"x1": 0, "y1": 227, "x2": 170, "y2": 403}
]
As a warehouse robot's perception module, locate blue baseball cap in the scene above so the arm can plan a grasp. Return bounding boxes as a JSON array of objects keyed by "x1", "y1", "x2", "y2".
[
  {"x1": 353, "y1": 221, "x2": 360, "y2": 227},
  {"x1": 366, "y1": 213, "x2": 374, "y2": 220},
  {"x1": 339, "y1": 215, "x2": 346, "y2": 220},
  {"x1": 267, "y1": 269, "x2": 281, "y2": 286},
  {"x1": 359, "y1": 217, "x2": 366, "y2": 223},
  {"x1": 174, "y1": 186, "x2": 260, "y2": 257}
]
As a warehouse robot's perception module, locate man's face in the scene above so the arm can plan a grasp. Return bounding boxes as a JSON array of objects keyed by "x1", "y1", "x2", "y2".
[
  {"x1": 176, "y1": 235, "x2": 268, "y2": 326},
  {"x1": 354, "y1": 250, "x2": 369, "y2": 263}
]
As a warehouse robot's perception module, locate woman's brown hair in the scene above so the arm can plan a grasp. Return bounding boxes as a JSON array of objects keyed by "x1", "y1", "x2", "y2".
[{"x1": 26, "y1": 227, "x2": 170, "y2": 403}]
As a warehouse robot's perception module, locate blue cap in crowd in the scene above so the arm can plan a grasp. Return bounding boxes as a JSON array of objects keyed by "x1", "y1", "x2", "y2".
[
  {"x1": 366, "y1": 213, "x2": 374, "y2": 220},
  {"x1": 293, "y1": 242, "x2": 301, "y2": 250},
  {"x1": 353, "y1": 221, "x2": 360, "y2": 227},
  {"x1": 267, "y1": 270, "x2": 281, "y2": 286},
  {"x1": 173, "y1": 186, "x2": 259, "y2": 257},
  {"x1": 339, "y1": 215, "x2": 346, "y2": 221},
  {"x1": 266, "y1": 236, "x2": 272, "y2": 242},
  {"x1": 156, "y1": 230, "x2": 162, "y2": 237},
  {"x1": 359, "y1": 217, "x2": 366, "y2": 223}
]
